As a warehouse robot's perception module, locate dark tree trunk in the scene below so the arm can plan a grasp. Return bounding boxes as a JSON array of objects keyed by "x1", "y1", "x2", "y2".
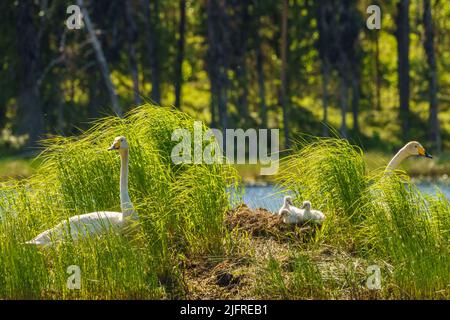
[
  {"x1": 207, "y1": 0, "x2": 218, "y2": 128},
  {"x1": 339, "y1": 77, "x2": 349, "y2": 139},
  {"x1": 15, "y1": 1, "x2": 44, "y2": 148},
  {"x1": 396, "y1": 0, "x2": 410, "y2": 141},
  {"x1": 235, "y1": 1, "x2": 250, "y2": 123},
  {"x1": 175, "y1": 0, "x2": 186, "y2": 109},
  {"x1": 77, "y1": 0, "x2": 122, "y2": 116},
  {"x1": 423, "y1": 0, "x2": 441, "y2": 153},
  {"x1": 206, "y1": 0, "x2": 228, "y2": 131},
  {"x1": 375, "y1": 32, "x2": 382, "y2": 111},
  {"x1": 352, "y1": 68, "x2": 361, "y2": 133},
  {"x1": 255, "y1": 22, "x2": 267, "y2": 129},
  {"x1": 210, "y1": 78, "x2": 218, "y2": 128},
  {"x1": 321, "y1": 59, "x2": 330, "y2": 136},
  {"x1": 124, "y1": 0, "x2": 141, "y2": 105},
  {"x1": 317, "y1": 0, "x2": 331, "y2": 137},
  {"x1": 280, "y1": 0, "x2": 290, "y2": 149},
  {"x1": 88, "y1": 71, "x2": 101, "y2": 119},
  {"x1": 141, "y1": 0, "x2": 161, "y2": 104}
]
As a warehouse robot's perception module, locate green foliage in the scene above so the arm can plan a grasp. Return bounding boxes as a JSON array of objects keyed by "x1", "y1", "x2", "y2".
[
  {"x1": 277, "y1": 138, "x2": 368, "y2": 247},
  {"x1": 360, "y1": 175, "x2": 450, "y2": 298},
  {"x1": 277, "y1": 138, "x2": 450, "y2": 298},
  {"x1": 0, "y1": 105, "x2": 240, "y2": 299}
]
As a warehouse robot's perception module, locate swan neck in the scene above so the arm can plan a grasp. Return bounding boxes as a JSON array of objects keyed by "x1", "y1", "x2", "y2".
[
  {"x1": 386, "y1": 147, "x2": 409, "y2": 171},
  {"x1": 284, "y1": 202, "x2": 290, "y2": 211},
  {"x1": 119, "y1": 149, "x2": 134, "y2": 217}
]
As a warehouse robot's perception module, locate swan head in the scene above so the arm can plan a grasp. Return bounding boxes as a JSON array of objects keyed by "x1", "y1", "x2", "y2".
[
  {"x1": 301, "y1": 201, "x2": 311, "y2": 210},
  {"x1": 284, "y1": 196, "x2": 293, "y2": 206},
  {"x1": 108, "y1": 136, "x2": 129, "y2": 152},
  {"x1": 403, "y1": 141, "x2": 432, "y2": 159}
]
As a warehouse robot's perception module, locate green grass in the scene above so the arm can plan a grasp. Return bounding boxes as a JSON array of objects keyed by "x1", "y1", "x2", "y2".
[
  {"x1": 0, "y1": 108, "x2": 448, "y2": 299},
  {"x1": 0, "y1": 105, "x2": 240, "y2": 299},
  {"x1": 360, "y1": 176, "x2": 450, "y2": 298},
  {"x1": 0, "y1": 158, "x2": 39, "y2": 181},
  {"x1": 273, "y1": 138, "x2": 450, "y2": 299}
]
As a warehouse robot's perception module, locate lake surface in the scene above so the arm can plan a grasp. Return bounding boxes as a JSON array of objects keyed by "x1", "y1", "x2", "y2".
[{"x1": 241, "y1": 182, "x2": 450, "y2": 213}]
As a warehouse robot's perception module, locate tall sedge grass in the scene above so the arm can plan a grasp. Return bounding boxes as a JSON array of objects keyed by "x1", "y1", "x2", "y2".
[
  {"x1": 277, "y1": 138, "x2": 449, "y2": 299},
  {"x1": 0, "y1": 105, "x2": 239, "y2": 299},
  {"x1": 277, "y1": 138, "x2": 368, "y2": 247},
  {"x1": 359, "y1": 174, "x2": 450, "y2": 298}
]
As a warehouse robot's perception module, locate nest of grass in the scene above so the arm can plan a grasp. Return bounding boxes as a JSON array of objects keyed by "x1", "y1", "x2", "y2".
[
  {"x1": 225, "y1": 204, "x2": 316, "y2": 241},
  {"x1": 182, "y1": 257, "x2": 250, "y2": 299}
]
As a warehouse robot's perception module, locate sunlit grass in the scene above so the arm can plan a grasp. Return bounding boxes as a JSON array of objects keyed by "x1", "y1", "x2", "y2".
[
  {"x1": 0, "y1": 104, "x2": 239, "y2": 299},
  {"x1": 0, "y1": 115, "x2": 448, "y2": 299},
  {"x1": 276, "y1": 138, "x2": 450, "y2": 298}
]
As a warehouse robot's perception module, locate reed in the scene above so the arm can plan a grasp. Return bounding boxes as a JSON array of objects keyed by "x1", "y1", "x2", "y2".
[{"x1": 0, "y1": 105, "x2": 239, "y2": 299}]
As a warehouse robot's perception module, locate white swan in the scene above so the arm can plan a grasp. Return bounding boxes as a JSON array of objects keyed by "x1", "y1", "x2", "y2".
[
  {"x1": 278, "y1": 196, "x2": 304, "y2": 224},
  {"x1": 386, "y1": 141, "x2": 432, "y2": 171},
  {"x1": 300, "y1": 200, "x2": 325, "y2": 224},
  {"x1": 26, "y1": 136, "x2": 138, "y2": 247},
  {"x1": 278, "y1": 196, "x2": 325, "y2": 225}
]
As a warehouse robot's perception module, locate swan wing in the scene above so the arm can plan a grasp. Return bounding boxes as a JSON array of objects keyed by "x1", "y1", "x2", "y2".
[
  {"x1": 26, "y1": 211, "x2": 123, "y2": 246},
  {"x1": 66, "y1": 211, "x2": 123, "y2": 239}
]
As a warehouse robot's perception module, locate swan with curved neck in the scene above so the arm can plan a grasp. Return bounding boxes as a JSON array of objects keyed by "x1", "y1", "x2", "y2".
[
  {"x1": 26, "y1": 136, "x2": 137, "y2": 246},
  {"x1": 386, "y1": 141, "x2": 432, "y2": 171}
]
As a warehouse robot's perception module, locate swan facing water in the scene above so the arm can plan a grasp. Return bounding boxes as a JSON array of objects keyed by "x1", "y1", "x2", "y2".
[
  {"x1": 26, "y1": 136, "x2": 138, "y2": 247},
  {"x1": 278, "y1": 196, "x2": 325, "y2": 225}
]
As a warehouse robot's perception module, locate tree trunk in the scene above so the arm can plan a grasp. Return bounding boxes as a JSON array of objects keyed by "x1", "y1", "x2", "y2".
[
  {"x1": 235, "y1": 1, "x2": 250, "y2": 123},
  {"x1": 15, "y1": 1, "x2": 44, "y2": 148},
  {"x1": 77, "y1": 0, "x2": 122, "y2": 116},
  {"x1": 321, "y1": 58, "x2": 330, "y2": 136},
  {"x1": 207, "y1": 0, "x2": 218, "y2": 128},
  {"x1": 280, "y1": 0, "x2": 290, "y2": 149},
  {"x1": 210, "y1": 78, "x2": 218, "y2": 128},
  {"x1": 423, "y1": 0, "x2": 441, "y2": 153},
  {"x1": 124, "y1": 0, "x2": 141, "y2": 105},
  {"x1": 317, "y1": 0, "x2": 331, "y2": 136},
  {"x1": 206, "y1": 0, "x2": 228, "y2": 131},
  {"x1": 255, "y1": 23, "x2": 267, "y2": 129},
  {"x1": 396, "y1": 0, "x2": 410, "y2": 141},
  {"x1": 174, "y1": 0, "x2": 186, "y2": 109},
  {"x1": 141, "y1": 0, "x2": 161, "y2": 104},
  {"x1": 339, "y1": 78, "x2": 348, "y2": 139},
  {"x1": 375, "y1": 32, "x2": 382, "y2": 111},
  {"x1": 352, "y1": 69, "x2": 361, "y2": 133}
]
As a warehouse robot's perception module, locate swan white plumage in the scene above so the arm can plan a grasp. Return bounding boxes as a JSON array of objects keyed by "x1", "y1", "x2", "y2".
[
  {"x1": 26, "y1": 136, "x2": 138, "y2": 247},
  {"x1": 278, "y1": 196, "x2": 300, "y2": 224},
  {"x1": 300, "y1": 200, "x2": 325, "y2": 224},
  {"x1": 386, "y1": 141, "x2": 432, "y2": 171},
  {"x1": 278, "y1": 196, "x2": 325, "y2": 225}
]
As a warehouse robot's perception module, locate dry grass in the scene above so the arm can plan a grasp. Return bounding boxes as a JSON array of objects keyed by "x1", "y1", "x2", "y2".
[
  {"x1": 224, "y1": 204, "x2": 316, "y2": 241},
  {"x1": 182, "y1": 204, "x2": 376, "y2": 300}
]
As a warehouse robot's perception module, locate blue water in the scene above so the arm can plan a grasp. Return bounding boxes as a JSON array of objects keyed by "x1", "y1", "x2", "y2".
[{"x1": 242, "y1": 182, "x2": 450, "y2": 213}]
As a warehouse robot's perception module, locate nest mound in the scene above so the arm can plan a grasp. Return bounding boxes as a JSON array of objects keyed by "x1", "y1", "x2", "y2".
[{"x1": 225, "y1": 204, "x2": 314, "y2": 240}]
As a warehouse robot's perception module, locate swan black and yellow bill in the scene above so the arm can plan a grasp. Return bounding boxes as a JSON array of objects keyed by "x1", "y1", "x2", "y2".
[{"x1": 418, "y1": 146, "x2": 433, "y2": 159}]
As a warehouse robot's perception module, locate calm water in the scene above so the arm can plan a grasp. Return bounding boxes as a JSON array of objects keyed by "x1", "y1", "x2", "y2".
[{"x1": 241, "y1": 182, "x2": 450, "y2": 213}]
